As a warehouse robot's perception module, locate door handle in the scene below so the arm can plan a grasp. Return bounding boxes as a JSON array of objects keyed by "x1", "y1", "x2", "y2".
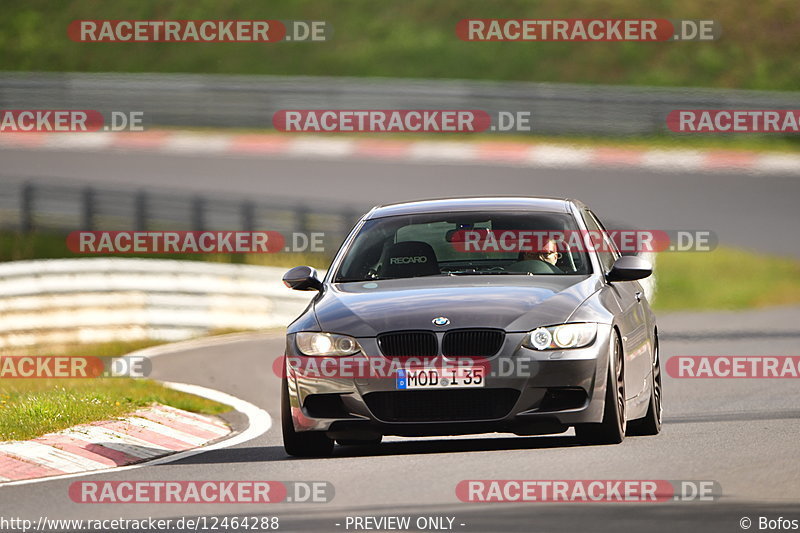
[{"x1": 635, "y1": 291, "x2": 643, "y2": 302}]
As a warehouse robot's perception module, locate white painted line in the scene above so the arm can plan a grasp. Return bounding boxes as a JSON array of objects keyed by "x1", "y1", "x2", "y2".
[
  {"x1": 408, "y1": 142, "x2": 476, "y2": 162},
  {"x1": 0, "y1": 442, "x2": 108, "y2": 473},
  {"x1": 756, "y1": 153, "x2": 800, "y2": 175},
  {"x1": 161, "y1": 134, "x2": 232, "y2": 154},
  {"x1": 526, "y1": 145, "x2": 594, "y2": 167},
  {"x1": 641, "y1": 149, "x2": 704, "y2": 172},
  {"x1": 0, "y1": 381, "x2": 271, "y2": 487},
  {"x1": 288, "y1": 138, "x2": 356, "y2": 157},
  {"x1": 41, "y1": 133, "x2": 114, "y2": 150}
]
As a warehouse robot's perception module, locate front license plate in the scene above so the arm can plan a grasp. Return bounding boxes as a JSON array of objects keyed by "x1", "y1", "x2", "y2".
[{"x1": 396, "y1": 367, "x2": 485, "y2": 390}]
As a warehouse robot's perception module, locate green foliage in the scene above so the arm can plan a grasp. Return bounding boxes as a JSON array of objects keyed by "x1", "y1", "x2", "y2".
[
  {"x1": 1, "y1": 0, "x2": 797, "y2": 90},
  {"x1": 654, "y1": 247, "x2": 800, "y2": 310},
  {"x1": 0, "y1": 376, "x2": 230, "y2": 441}
]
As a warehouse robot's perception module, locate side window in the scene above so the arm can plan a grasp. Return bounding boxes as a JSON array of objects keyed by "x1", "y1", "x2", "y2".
[{"x1": 582, "y1": 210, "x2": 617, "y2": 272}]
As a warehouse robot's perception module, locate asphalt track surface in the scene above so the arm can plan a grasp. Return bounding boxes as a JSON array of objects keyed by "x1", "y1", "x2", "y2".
[
  {"x1": 4, "y1": 306, "x2": 800, "y2": 532},
  {"x1": 1, "y1": 148, "x2": 799, "y2": 531}
]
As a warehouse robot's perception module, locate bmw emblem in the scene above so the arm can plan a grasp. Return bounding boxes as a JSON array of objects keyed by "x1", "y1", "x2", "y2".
[{"x1": 432, "y1": 316, "x2": 450, "y2": 326}]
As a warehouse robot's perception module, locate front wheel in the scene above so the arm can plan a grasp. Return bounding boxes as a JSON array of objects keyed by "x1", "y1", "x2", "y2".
[
  {"x1": 628, "y1": 340, "x2": 663, "y2": 436},
  {"x1": 575, "y1": 332, "x2": 626, "y2": 445},
  {"x1": 281, "y1": 378, "x2": 334, "y2": 457}
]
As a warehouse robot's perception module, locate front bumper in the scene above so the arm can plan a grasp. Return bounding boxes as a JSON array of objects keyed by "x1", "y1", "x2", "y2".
[{"x1": 283, "y1": 326, "x2": 613, "y2": 438}]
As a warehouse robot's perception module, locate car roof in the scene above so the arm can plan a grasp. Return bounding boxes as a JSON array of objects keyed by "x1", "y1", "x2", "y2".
[{"x1": 365, "y1": 197, "x2": 576, "y2": 219}]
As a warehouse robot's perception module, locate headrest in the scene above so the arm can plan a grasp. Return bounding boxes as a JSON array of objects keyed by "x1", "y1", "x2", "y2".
[{"x1": 381, "y1": 241, "x2": 440, "y2": 278}]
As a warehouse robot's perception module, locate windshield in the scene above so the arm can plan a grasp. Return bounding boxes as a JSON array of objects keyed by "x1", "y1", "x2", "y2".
[{"x1": 334, "y1": 211, "x2": 592, "y2": 282}]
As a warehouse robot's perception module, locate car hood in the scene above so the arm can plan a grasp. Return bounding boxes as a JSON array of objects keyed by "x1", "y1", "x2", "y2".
[{"x1": 312, "y1": 275, "x2": 601, "y2": 336}]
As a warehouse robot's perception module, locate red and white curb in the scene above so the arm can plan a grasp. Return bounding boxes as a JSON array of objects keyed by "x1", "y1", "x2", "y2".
[
  {"x1": 0, "y1": 130, "x2": 797, "y2": 175},
  {"x1": 0, "y1": 403, "x2": 230, "y2": 483}
]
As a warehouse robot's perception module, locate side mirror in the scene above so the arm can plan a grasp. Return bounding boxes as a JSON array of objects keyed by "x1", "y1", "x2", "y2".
[
  {"x1": 282, "y1": 266, "x2": 324, "y2": 292},
  {"x1": 606, "y1": 255, "x2": 652, "y2": 282}
]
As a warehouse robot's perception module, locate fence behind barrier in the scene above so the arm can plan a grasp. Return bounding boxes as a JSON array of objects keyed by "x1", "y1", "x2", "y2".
[{"x1": 1, "y1": 72, "x2": 798, "y2": 135}]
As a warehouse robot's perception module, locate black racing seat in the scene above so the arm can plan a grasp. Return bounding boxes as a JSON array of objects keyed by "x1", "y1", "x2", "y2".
[{"x1": 380, "y1": 241, "x2": 440, "y2": 278}]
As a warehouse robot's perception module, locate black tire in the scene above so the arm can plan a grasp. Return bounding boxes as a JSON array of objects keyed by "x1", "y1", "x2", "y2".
[
  {"x1": 628, "y1": 340, "x2": 663, "y2": 436},
  {"x1": 281, "y1": 378, "x2": 334, "y2": 457},
  {"x1": 575, "y1": 332, "x2": 626, "y2": 445},
  {"x1": 336, "y1": 436, "x2": 383, "y2": 446}
]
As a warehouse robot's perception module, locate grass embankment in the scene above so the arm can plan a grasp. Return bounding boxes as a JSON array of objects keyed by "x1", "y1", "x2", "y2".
[
  {"x1": 0, "y1": 340, "x2": 231, "y2": 441},
  {"x1": 1, "y1": 0, "x2": 797, "y2": 91},
  {"x1": 653, "y1": 247, "x2": 800, "y2": 311}
]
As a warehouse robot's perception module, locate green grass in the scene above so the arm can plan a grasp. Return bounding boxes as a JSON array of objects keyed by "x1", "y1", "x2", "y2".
[
  {"x1": 653, "y1": 246, "x2": 800, "y2": 311},
  {"x1": 1, "y1": 0, "x2": 798, "y2": 91},
  {"x1": 0, "y1": 340, "x2": 231, "y2": 441},
  {"x1": 0, "y1": 378, "x2": 230, "y2": 442}
]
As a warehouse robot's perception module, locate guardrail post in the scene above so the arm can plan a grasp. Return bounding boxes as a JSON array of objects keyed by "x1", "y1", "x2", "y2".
[
  {"x1": 134, "y1": 191, "x2": 148, "y2": 231},
  {"x1": 191, "y1": 196, "x2": 205, "y2": 231},
  {"x1": 20, "y1": 183, "x2": 34, "y2": 233},
  {"x1": 241, "y1": 201, "x2": 255, "y2": 232},
  {"x1": 81, "y1": 187, "x2": 95, "y2": 231},
  {"x1": 296, "y1": 205, "x2": 310, "y2": 235}
]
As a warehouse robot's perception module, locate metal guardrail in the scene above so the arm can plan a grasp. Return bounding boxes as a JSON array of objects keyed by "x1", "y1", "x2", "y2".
[
  {"x1": 0, "y1": 177, "x2": 362, "y2": 252},
  {"x1": 0, "y1": 255, "x2": 654, "y2": 350},
  {"x1": 1, "y1": 72, "x2": 798, "y2": 135},
  {"x1": 0, "y1": 258, "x2": 314, "y2": 349}
]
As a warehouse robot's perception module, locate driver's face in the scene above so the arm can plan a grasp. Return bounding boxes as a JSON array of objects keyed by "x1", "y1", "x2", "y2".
[{"x1": 540, "y1": 241, "x2": 559, "y2": 265}]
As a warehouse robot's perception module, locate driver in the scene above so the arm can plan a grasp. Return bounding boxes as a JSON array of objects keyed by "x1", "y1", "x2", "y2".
[
  {"x1": 520, "y1": 238, "x2": 560, "y2": 265},
  {"x1": 508, "y1": 238, "x2": 563, "y2": 273}
]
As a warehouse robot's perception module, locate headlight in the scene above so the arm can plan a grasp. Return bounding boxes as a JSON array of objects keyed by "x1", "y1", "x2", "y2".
[
  {"x1": 523, "y1": 323, "x2": 597, "y2": 350},
  {"x1": 295, "y1": 332, "x2": 362, "y2": 356}
]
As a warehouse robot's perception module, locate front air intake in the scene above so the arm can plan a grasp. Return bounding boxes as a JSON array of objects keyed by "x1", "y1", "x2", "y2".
[
  {"x1": 442, "y1": 329, "x2": 505, "y2": 357},
  {"x1": 377, "y1": 330, "x2": 438, "y2": 357}
]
